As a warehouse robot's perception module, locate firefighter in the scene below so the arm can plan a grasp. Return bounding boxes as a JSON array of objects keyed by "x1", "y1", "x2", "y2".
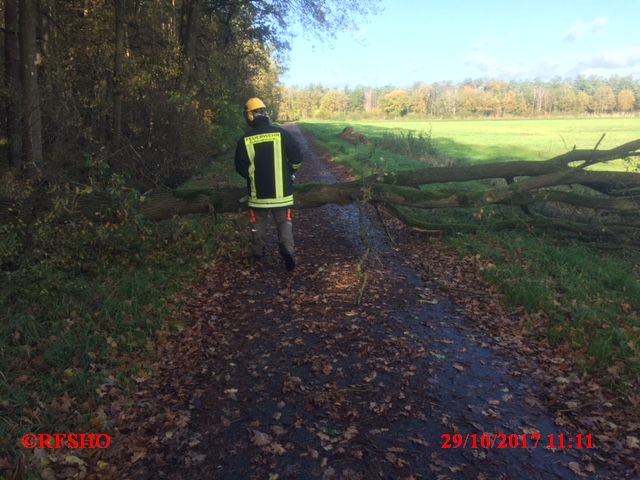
[{"x1": 235, "y1": 97, "x2": 303, "y2": 271}]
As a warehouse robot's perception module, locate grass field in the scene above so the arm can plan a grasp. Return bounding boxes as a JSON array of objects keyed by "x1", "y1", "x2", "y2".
[
  {"x1": 298, "y1": 119, "x2": 640, "y2": 390},
  {"x1": 301, "y1": 117, "x2": 640, "y2": 170}
]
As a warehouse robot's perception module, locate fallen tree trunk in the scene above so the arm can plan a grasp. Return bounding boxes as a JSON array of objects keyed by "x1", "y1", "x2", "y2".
[
  {"x1": 140, "y1": 179, "x2": 640, "y2": 220},
  {"x1": 4, "y1": 138, "x2": 640, "y2": 243},
  {"x1": 138, "y1": 139, "x2": 640, "y2": 223},
  {"x1": 373, "y1": 139, "x2": 640, "y2": 187},
  {"x1": 139, "y1": 183, "x2": 360, "y2": 221}
]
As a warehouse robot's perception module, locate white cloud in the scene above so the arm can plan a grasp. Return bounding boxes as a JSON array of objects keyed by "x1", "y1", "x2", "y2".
[
  {"x1": 463, "y1": 43, "x2": 640, "y2": 81},
  {"x1": 464, "y1": 50, "x2": 502, "y2": 73},
  {"x1": 562, "y1": 17, "x2": 609, "y2": 43},
  {"x1": 578, "y1": 47, "x2": 640, "y2": 69},
  {"x1": 464, "y1": 49, "x2": 561, "y2": 80}
]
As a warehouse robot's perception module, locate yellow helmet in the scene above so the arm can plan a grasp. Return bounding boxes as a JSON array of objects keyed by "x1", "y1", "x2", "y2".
[
  {"x1": 244, "y1": 97, "x2": 268, "y2": 123},
  {"x1": 245, "y1": 97, "x2": 266, "y2": 112}
]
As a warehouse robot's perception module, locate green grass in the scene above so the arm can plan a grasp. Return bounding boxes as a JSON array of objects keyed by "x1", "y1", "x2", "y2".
[
  {"x1": 302, "y1": 118, "x2": 640, "y2": 170},
  {"x1": 299, "y1": 119, "x2": 640, "y2": 389},
  {"x1": 299, "y1": 121, "x2": 435, "y2": 177},
  {"x1": 0, "y1": 155, "x2": 243, "y2": 472},
  {"x1": 450, "y1": 232, "x2": 640, "y2": 377}
]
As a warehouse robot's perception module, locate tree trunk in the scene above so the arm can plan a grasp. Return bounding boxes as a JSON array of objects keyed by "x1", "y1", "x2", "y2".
[
  {"x1": 380, "y1": 139, "x2": 640, "y2": 188},
  {"x1": 4, "y1": 0, "x2": 23, "y2": 165},
  {"x1": 19, "y1": 0, "x2": 43, "y2": 166},
  {"x1": 113, "y1": 0, "x2": 126, "y2": 149},
  {"x1": 178, "y1": 0, "x2": 198, "y2": 92},
  {"x1": 38, "y1": 0, "x2": 52, "y2": 59}
]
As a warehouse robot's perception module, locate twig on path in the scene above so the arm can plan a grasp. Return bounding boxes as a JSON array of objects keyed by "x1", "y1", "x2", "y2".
[
  {"x1": 357, "y1": 268, "x2": 369, "y2": 305},
  {"x1": 445, "y1": 286, "x2": 495, "y2": 297},
  {"x1": 374, "y1": 204, "x2": 397, "y2": 247},
  {"x1": 555, "y1": 396, "x2": 623, "y2": 414},
  {"x1": 357, "y1": 202, "x2": 371, "y2": 305}
]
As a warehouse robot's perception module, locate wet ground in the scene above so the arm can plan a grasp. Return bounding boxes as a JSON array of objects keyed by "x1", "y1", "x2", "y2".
[{"x1": 107, "y1": 125, "x2": 626, "y2": 479}]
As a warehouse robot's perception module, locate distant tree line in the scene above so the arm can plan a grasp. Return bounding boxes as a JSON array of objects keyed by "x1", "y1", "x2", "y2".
[{"x1": 279, "y1": 76, "x2": 640, "y2": 120}]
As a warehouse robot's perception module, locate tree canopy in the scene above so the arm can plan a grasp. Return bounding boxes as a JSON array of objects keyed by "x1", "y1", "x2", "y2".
[{"x1": 1, "y1": 0, "x2": 379, "y2": 188}]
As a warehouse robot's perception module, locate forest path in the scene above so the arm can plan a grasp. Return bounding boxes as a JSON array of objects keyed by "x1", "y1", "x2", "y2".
[{"x1": 104, "y1": 124, "x2": 622, "y2": 480}]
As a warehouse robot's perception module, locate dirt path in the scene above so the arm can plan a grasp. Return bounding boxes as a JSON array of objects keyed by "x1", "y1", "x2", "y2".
[{"x1": 101, "y1": 125, "x2": 629, "y2": 479}]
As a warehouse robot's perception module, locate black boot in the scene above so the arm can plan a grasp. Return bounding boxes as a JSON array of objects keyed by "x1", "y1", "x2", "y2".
[{"x1": 278, "y1": 244, "x2": 295, "y2": 271}]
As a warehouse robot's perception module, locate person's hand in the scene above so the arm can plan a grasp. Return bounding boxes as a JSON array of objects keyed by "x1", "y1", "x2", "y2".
[{"x1": 291, "y1": 174, "x2": 296, "y2": 182}]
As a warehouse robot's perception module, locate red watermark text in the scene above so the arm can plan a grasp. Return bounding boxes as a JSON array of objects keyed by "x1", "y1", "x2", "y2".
[{"x1": 22, "y1": 433, "x2": 111, "y2": 449}]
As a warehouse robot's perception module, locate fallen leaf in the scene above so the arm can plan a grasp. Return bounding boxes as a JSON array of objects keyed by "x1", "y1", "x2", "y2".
[
  {"x1": 567, "y1": 462, "x2": 587, "y2": 477},
  {"x1": 364, "y1": 371, "x2": 377, "y2": 383},
  {"x1": 521, "y1": 426, "x2": 540, "y2": 435},
  {"x1": 187, "y1": 453, "x2": 206, "y2": 465},
  {"x1": 130, "y1": 448, "x2": 147, "y2": 463},
  {"x1": 41, "y1": 468, "x2": 56, "y2": 480},
  {"x1": 251, "y1": 430, "x2": 272, "y2": 447},
  {"x1": 224, "y1": 388, "x2": 238, "y2": 399},
  {"x1": 409, "y1": 437, "x2": 429, "y2": 447},
  {"x1": 342, "y1": 426, "x2": 358, "y2": 441},
  {"x1": 387, "y1": 447, "x2": 405, "y2": 453},
  {"x1": 90, "y1": 407, "x2": 107, "y2": 429},
  {"x1": 626, "y1": 436, "x2": 639, "y2": 449},
  {"x1": 268, "y1": 442, "x2": 286, "y2": 455},
  {"x1": 385, "y1": 452, "x2": 408, "y2": 468},
  {"x1": 64, "y1": 455, "x2": 85, "y2": 466},
  {"x1": 58, "y1": 392, "x2": 74, "y2": 414}
]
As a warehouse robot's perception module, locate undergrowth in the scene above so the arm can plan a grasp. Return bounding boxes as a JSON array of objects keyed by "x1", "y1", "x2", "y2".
[{"x1": 0, "y1": 156, "x2": 242, "y2": 474}]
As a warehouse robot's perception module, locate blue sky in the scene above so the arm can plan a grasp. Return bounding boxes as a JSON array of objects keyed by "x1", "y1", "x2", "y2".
[{"x1": 281, "y1": 0, "x2": 640, "y2": 88}]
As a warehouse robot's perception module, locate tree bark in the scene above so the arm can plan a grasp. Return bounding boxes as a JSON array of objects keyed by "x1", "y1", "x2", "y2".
[
  {"x1": 38, "y1": 0, "x2": 52, "y2": 60},
  {"x1": 4, "y1": 0, "x2": 23, "y2": 165},
  {"x1": 377, "y1": 139, "x2": 640, "y2": 187},
  {"x1": 19, "y1": 0, "x2": 43, "y2": 166},
  {"x1": 113, "y1": 0, "x2": 126, "y2": 149},
  {"x1": 178, "y1": 0, "x2": 199, "y2": 92}
]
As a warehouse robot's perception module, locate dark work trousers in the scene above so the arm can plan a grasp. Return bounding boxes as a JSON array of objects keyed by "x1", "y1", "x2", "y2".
[{"x1": 250, "y1": 208, "x2": 294, "y2": 258}]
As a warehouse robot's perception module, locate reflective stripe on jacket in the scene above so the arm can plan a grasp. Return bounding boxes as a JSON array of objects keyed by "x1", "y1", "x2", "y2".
[{"x1": 235, "y1": 120, "x2": 303, "y2": 208}]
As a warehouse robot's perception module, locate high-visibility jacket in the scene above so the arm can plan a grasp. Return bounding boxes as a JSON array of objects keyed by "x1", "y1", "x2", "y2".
[{"x1": 235, "y1": 119, "x2": 303, "y2": 208}]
